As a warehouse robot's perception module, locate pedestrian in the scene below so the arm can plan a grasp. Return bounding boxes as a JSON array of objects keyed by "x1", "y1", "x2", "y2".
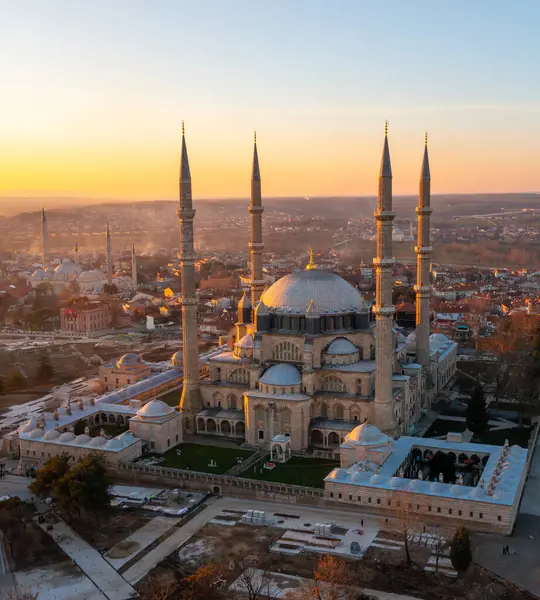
[
  {"x1": 506, "y1": 545, "x2": 510, "y2": 555},
  {"x1": 361, "y1": 519, "x2": 364, "y2": 527},
  {"x1": 502, "y1": 546, "x2": 506, "y2": 555},
  {"x1": 385, "y1": 517, "x2": 388, "y2": 525}
]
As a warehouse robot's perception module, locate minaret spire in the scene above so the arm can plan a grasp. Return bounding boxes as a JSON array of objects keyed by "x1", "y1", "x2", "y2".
[
  {"x1": 74, "y1": 241, "x2": 79, "y2": 266},
  {"x1": 106, "y1": 221, "x2": 112, "y2": 286},
  {"x1": 415, "y1": 132, "x2": 433, "y2": 371},
  {"x1": 249, "y1": 130, "x2": 264, "y2": 305},
  {"x1": 177, "y1": 123, "x2": 202, "y2": 421},
  {"x1": 131, "y1": 243, "x2": 137, "y2": 287},
  {"x1": 373, "y1": 122, "x2": 397, "y2": 435},
  {"x1": 41, "y1": 207, "x2": 48, "y2": 269}
]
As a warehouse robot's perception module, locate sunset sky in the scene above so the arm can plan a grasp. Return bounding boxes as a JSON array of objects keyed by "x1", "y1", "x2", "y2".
[{"x1": 1, "y1": 0, "x2": 539, "y2": 203}]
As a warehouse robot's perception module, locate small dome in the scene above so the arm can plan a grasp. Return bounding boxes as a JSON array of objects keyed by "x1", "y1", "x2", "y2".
[
  {"x1": 58, "y1": 432, "x2": 76, "y2": 443},
  {"x1": 450, "y1": 485, "x2": 466, "y2": 496},
  {"x1": 104, "y1": 438, "x2": 123, "y2": 450},
  {"x1": 136, "y1": 399, "x2": 174, "y2": 418},
  {"x1": 22, "y1": 417, "x2": 38, "y2": 433},
  {"x1": 31, "y1": 268, "x2": 47, "y2": 278},
  {"x1": 326, "y1": 338, "x2": 357, "y2": 355},
  {"x1": 327, "y1": 468, "x2": 346, "y2": 480},
  {"x1": 408, "y1": 479, "x2": 423, "y2": 490},
  {"x1": 259, "y1": 364, "x2": 301, "y2": 386},
  {"x1": 351, "y1": 470, "x2": 371, "y2": 483},
  {"x1": 44, "y1": 429, "x2": 61, "y2": 441},
  {"x1": 236, "y1": 334, "x2": 253, "y2": 349},
  {"x1": 254, "y1": 299, "x2": 269, "y2": 316},
  {"x1": 171, "y1": 351, "x2": 182, "y2": 365},
  {"x1": 388, "y1": 477, "x2": 404, "y2": 489},
  {"x1": 88, "y1": 436, "x2": 107, "y2": 447},
  {"x1": 118, "y1": 431, "x2": 135, "y2": 442},
  {"x1": 116, "y1": 353, "x2": 140, "y2": 368},
  {"x1": 370, "y1": 474, "x2": 384, "y2": 484},
  {"x1": 75, "y1": 434, "x2": 91, "y2": 444},
  {"x1": 28, "y1": 428, "x2": 45, "y2": 439},
  {"x1": 53, "y1": 258, "x2": 82, "y2": 276},
  {"x1": 469, "y1": 486, "x2": 486, "y2": 498},
  {"x1": 344, "y1": 423, "x2": 392, "y2": 446}
]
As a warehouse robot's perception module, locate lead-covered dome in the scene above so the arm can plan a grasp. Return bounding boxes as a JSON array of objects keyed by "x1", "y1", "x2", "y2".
[
  {"x1": 344, "y1": 423, "x2": 392, "y2": 446},
  {"x1": 116, "y1": 353, "x2": 140, "y2": 368},
  {"x1": 136, "y1": 399, "x2": 174, "y2": 418},
  {"x1": 261, "y1": 270, "x2": 365, "y2": 315}
]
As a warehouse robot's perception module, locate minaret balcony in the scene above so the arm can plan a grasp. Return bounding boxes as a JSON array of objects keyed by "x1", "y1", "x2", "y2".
[
  {"x1": 249, "y1": 242, "x2": 264, "y2": 250},
  {"x1": 248, "y1": 206, "x2": 264, "y2": 214},
  {"x1": 372, "y1": 258, "x2": 395, "y2": 268},
  {"x1": 177, "y1": 208, "x2": 196, "y2": 219},
  {"x1": 414, "y1": 246, "x2": 432, "y2": 255},
  {"x1": 372, "y1": 305, "x2": 396, "y2": 317},
  {"x1": 414, "y1": 284, "x2": 431, "y2": 294},
  {"x1": 415, "y1": 207, "x2": 433, "y2": 215},
  {"x1": 374, "y1": 211, "x2": 396, "y2": 221}
]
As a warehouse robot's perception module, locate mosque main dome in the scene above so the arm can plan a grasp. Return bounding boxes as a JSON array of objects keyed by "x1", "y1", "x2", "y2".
[{"x1": 261, "y1": 269, "x2": 365, "y2": 315}]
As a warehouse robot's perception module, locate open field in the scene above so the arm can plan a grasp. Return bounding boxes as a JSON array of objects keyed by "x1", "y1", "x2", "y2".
[{"x1": 160, "y1": 443, "x2": 254, "y2": 474}]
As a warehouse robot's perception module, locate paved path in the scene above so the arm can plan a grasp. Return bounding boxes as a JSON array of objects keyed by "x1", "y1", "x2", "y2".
[
  {"x1": 105, "y1": 515, "x2": 181, "y2": 569},
  {"x1": 38, "y1": 518, "x2": 136, "y2": 600},
  {"x1": 519, "y1": 427, "x2": 540, "y2": 517}
]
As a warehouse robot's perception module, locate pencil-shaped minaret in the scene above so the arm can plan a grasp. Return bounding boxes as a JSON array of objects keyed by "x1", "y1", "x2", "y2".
[
  {"x1": 74, "y1": 241, "x2": 79, "y2": 265},
  {"x1": 177, "y1": 122, "x2": 201, "y2": 420},
  {"x1": 41, "y1": 208, "x2": 48, "y2": 269},
  {"x1": 249, "y1": 131, "x2": 264, "y2": 306},
  {"x1": 131, "y1": 243, "x2": 137, "y2": 287},
  {"x1": 415, "y1": 133, "x2": 432, "y2": 368},
  {"x1": 373, "y1": 122, "x2": 396, "y2": 435},
  {"x1": 106, "y1": 221, "x2": 112, "y2": 286}
]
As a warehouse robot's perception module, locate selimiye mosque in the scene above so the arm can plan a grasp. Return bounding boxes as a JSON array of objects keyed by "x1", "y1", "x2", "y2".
[
  {"x1": 26, "y1": 211, "x2": 138, "y2": 294},
  {"x1": 178, "y1": 126, "x2": 457, "y2": 453}
]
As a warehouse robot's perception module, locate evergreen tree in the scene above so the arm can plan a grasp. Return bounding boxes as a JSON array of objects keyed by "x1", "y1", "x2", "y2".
[
  {"x1": 466, "y1": 383, "x2": 488, "y2": 434},
  {"x1": 29, "y1": 453, "x2": 71, "y2": 498},
  {"x1": 450, "y1": 525, "x2": 473, "y2": 572}
]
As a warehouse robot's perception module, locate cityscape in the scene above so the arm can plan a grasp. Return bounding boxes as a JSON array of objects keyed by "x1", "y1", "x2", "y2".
[{"x1": 1, "y1": 2, "x2": 540, "y2": 600}]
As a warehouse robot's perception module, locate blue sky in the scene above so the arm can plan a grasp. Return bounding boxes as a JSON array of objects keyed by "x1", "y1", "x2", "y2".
[{"x1": 1, "y1": 0, "x2": 539, "y2": 199}]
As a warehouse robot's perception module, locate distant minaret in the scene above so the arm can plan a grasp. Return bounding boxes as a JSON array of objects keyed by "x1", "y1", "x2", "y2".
[
  {"x1": 177, "y1": 122, "x2": 201, "y2": 423},
  {"x1": 74, "y1": 241, "x2": 79, "y2": 265},
  {"x1": 106, "y1": 222, "x2": 112, "y2": 286},
  {"x1": 131, "y1": 243, "x2": 137, "y2": 287},
  {"x1": 373, "y1": 122, "x2": 396, "y2": 435},
  {"x1": 415, "y1": 133, "x2": 432, "y2": 368},
  {"x1": 249, "y1": 131, "x2": 264, "y2": 306},
  {"x1": 41, "y1": 208, "x2": 48, "y2": 269}
]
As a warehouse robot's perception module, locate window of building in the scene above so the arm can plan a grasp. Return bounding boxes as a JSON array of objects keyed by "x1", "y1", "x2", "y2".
[
  {"x1": 207, "y1": 401, "x2": 211, "y2": 407},
  {"x1": 167, "y1": 439, "x2": 170, "y2": 447},
  {"x1": 470, "y1": 512, "x2": 473, "y2": 518},
  {"x1": 416, "y1": 504, "x2": 420, "y2": 510},
  {"x1": 330, "y1": 492, "x2": 334, "y2": 498},
  {"x1": 377, "y1": 498, "x2": 380, "y2": 505},
  {"x1": 349, "y1": 495, "x2": 352, "y2": 501},
  {"x1": 228, "y1": 368, "x2": 248, "y2": 384},
  {"x1": 387, "y1": 500, "x2": 391, "y2": 506},
  {"x1": 258, "y1": 429, "x2": 264, "y2": 440},
  {"x1": 428, "y1": 506, "x2": 432, "y2": 512},
  {"x1": 41, "y1": 452, "x2": 44, "y2": 457},
  {"x1": 497, "y1": 515, "x2": 501, "y2": 522},
  {"x1": 338, "y1": 493, "x2": 342, "y2": 499},
  {"x1": 127, "y1": 379, "x2": 131, "y2": 384},
  {"x1": 104, "y1": 376, "x2": 108, "y2": 382},
  {"x1": 357, "y1": 496, "x2": 361, "y2": 502},
  {"x1": 458, "y1": 510, "x2": 462, "y2": 516},
  {"x1": 273, "y1": 341, "x2": 300, "y2": 362},
  {"x1": 356, "y1": 380, "x2": 362, "y2": 395},
  {"x1": 322, "y1": 375, "x2": 346, "y2": 393},
  {"x1": 479, "y1": 513, "x2": 483, "y2": 519},
  {"x1": 176, "y1": 434, "x2": 179, "y2": 442},
  {"x1": 334, "y1": 404, "x2": 344, "y2": 419},
  {"x1": 449, "y1": 508, "x2": 452, "y2": 515},
  {"x1": 116, "y1": 378, "x2": 119, "y2": 384},
  {"x1": 368, "y1": 497, "x2": 372, "y2": 503}
]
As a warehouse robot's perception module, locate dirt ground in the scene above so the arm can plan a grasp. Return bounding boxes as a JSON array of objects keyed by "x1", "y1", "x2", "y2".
[
  {"x1": 67, "y1": 508, "x2": 151, "y2": 553},
  {"x1": 136, "y1": 522, "x2": 535, "y2": 600}
]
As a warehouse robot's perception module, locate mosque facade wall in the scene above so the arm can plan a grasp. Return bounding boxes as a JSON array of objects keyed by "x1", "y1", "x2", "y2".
[{"x1": 129, "y1": 415, "x2": 183, "y2": 454}]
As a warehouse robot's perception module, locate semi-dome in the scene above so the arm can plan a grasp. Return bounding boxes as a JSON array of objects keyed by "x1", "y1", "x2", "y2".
[
  {"x1": 44, "y1": 429, "x2": 61, "y2": 441},
  {"x1": 89, "y1": 436, "x2": 107, "y2": 447},
  {"x1": 344, "y1": 423, "x2": 392, "y2": 446},
  {"x1": 261, "y1": 269, "x2": 365, "y2": 315},
  {"x1": 136, "y1": 399, "x2": 174, "y2": 418},
  {"x1": 116, "y1": 353, "x2": 140, "y2": 368},
  {"x1": 326, "y1": 338, "x2": 357, "y2": 355},
  {"x1": 259, "y1": 364, "x2": 301, "y2": 386},
  {"x1": 236, "y1": 334, "x2": 253, "y2": 349},
  {"x1": 58, "y1": 432, "x2": 76, "y2": 443}
]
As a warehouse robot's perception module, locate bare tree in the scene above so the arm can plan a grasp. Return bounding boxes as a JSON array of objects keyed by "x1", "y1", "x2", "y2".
[
  {"x1": 428, "y1": 527, "x2": 447, "y2": 573},
  {"x1": 389, "y1": 492, "x2": 422, "y2": 565}
]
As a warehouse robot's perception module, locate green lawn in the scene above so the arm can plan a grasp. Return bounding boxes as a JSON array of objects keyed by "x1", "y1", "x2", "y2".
[
  {"x1": 157, "y1": 388, "x2": 182, "y2": 407},
  {"x1": 160, "y1": 443, "x2": 254, "y2": 474},
  {"x1": 473, "y1": 426, "x2": 532, "y2": 448},
  {"x1": 241, "y1": 456, "x2": 340, "y2": 489},
  {"x1": 424, "y1": 419, "x2": 467, "y2": 438}
]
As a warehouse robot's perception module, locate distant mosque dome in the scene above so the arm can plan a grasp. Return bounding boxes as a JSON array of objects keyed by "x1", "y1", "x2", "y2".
[
  {"x1": 261, "y1": 269, "x2": 366, "y2": 315},
  {"x1": 53, "y1": 258, "x2": 83, "y2": 279},
  {"x1": 116, "y1": 353, "x2": 141, "y2": 369}
]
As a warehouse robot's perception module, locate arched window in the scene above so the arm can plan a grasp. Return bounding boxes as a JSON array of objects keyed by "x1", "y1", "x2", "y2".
[
  {"x1": 273, "y1": 341, "x2": 301, "y2": 362},
  {"x1": 321, "y1": 402, "x2": 328, "y2": 418},
  {"x1": 254, "y1": 405, "x2": 264, "y2": 422},
  {"x1": 281, "y1": 407, "x2": 291, "y2": 427},
  {"x1": 322, "y1": 375, "x2": 346, "y2": 393},
  {"x1": 356, "y1": 380, "x2": 362, "y2": 395},
  {"x1": 227, "y1": 393, "x2": 238, "y2": 410},
  {"x1": 228, "y1": 368, "x2": 248, "y2": 384},
  {"x1": 334, "y1": 404, "x2": 344, "y2": 419},
  {"x1": 212, "y1": 391, "x2": 224, "y2": 407}
]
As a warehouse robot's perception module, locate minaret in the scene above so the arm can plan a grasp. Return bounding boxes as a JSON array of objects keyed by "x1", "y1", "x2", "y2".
[
  {"x1": 177, "y1": 122, "x2": 201, "y2": 423},
  {"x1": 415, "y1": 133, "x2": 432, "y2": 368},
  {"x1": 131, "y1": 243, "x2": 137, "y2": 287},
  {"x1": 249, "y1": 131, "x2": 264, "y2": 306},
  {"x1": 106, "y1": 222, "x2": 112, "y2": 286},
  {"x1": 74, "y1": 241, "x2": 79, "y2": 266},
  {"x1": 41, "y1": 208, "x2": 48, "y2": 269},
  {"x1": 373, "y1": 122, "x2": 396, "y2": 435}
]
